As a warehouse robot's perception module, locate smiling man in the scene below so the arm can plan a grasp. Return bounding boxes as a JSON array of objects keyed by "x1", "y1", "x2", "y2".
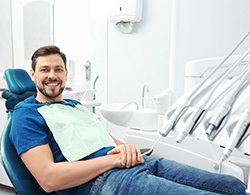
[
  {"x1": 9, "y1": 45, "x2": 247, "y2": 195},
  {"x1": 30, "y1": 48, "x2": 67, "y2": 102}
]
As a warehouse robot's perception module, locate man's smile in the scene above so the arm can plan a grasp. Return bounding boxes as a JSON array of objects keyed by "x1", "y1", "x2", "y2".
[{"x1": 45, "y1": 81, "x2": 60, "y2": 87}]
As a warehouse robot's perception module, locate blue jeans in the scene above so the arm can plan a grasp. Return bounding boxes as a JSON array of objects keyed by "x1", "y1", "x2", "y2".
[{"x1": 88, "y1": 156, "x2": 246, "y2": 195}]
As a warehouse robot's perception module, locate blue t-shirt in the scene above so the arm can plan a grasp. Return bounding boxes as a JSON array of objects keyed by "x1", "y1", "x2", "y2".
[{"x1": 9, "y1": 95, "x2": 114, "y2": 195}]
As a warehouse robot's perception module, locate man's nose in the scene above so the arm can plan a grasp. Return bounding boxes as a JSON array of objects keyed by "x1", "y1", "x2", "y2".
[{"x1": 48, "y1": 70, "x2": 57, "y2": 79}]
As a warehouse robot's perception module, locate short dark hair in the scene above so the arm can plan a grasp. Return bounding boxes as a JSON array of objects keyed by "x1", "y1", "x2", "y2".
[{"x1": 31, "y1": 45, "x2": 67, "y2": 71}]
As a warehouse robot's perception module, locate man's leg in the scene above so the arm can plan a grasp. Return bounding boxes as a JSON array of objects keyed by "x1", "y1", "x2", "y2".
[
  {"x1": 139, "y1": 156, "x2": 246, "y2": 195},
  {"x1": 89, "y1": 156, "x2": 246, "y2": 195}
]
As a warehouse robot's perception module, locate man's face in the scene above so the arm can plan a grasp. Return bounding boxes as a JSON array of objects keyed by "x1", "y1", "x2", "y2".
[{"x1": 30, "y1": 54, "x2": 68, "y2": 102}]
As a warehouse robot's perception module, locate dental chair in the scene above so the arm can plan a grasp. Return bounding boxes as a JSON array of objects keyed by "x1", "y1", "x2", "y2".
[
  {"x1": 1, "y1": 68, "x2": 152, "y2": 195},
  {"x1": 0, "y1": 68, "x2": 57, "y2": 195}
]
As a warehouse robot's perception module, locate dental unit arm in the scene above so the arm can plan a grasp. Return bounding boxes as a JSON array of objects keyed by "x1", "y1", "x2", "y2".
[
  {"x1": 175, "y1": 46, "x2": 250, "y2": 143},
  {"x1": 159, "y1": 29, "x2": 250, "y2": 138}
]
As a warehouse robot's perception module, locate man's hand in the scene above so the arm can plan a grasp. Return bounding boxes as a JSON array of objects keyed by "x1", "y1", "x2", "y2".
[{"x1": 107, "y1": 144, "x2": 144, "y2": 168}]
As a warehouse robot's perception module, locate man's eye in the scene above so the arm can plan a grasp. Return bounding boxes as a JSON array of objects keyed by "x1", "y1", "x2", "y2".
[
  {"x1": 56, "y1": 68, "x2": 63, "y2": 72},
  {"x1": 41, "y1": 69, "x2": 48, "y2": 72}
]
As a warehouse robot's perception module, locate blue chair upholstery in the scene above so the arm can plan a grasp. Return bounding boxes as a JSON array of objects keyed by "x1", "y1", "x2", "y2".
[
  {"x1": 2, "y1": 69, "x2": 36, "y2": 116},
  {"x1": 0, "y1": 68, "x2": 56, "y2": 195},
  {"x1": 4, "y1": 68, "x2": 36, "y2": 94}
]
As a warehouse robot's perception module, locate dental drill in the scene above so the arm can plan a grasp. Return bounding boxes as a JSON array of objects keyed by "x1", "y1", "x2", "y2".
[
  {"x1": 206, "y1": 100, "x2": 233, "y2": 137},
  {"x1": 160, "y1": 29, "x2": 250, "y2": 138},
  {"x1": 175, "y1": 102, "x2": 205, "y2": 143},
  {"x1": 206, "y1": 62, "x2": 250, "y2": 137},
  {"x1": 175, "y1": 48, "x2": 250, "y2": 143},
  {"x1": 213, "y1": 107, "x2": 250, "y2": 170}
]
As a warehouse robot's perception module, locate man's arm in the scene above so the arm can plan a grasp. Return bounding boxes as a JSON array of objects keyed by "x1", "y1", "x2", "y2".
[
  {"x1": 109, "y1": 136, "x2": 144, "y2": 168},
  {"x1": 21, "y1": 142, "x2": 144, "y2": 193}
]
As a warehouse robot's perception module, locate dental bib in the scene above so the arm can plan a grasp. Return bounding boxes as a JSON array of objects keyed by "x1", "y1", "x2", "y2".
[{"x1": 38, "y1": 103, "x2": 116, "y2": 162}]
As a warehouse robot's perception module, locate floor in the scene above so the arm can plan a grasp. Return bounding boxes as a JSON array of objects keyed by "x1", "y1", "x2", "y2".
[{"x1": 0, "y1": 184, "x2": 16, "y2": 195}]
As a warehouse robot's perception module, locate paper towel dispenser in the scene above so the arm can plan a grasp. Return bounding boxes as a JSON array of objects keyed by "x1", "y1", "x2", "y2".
[
  {"x1": 109, "y1": 0, "x2": 143, "y2": 23},
  {"x1": 109, "y1": 0, "x2": 143, "y2": 33}
]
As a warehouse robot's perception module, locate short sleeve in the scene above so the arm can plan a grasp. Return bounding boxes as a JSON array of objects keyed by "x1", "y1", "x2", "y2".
[{"x1": 9, "y1": 105, "x2": 49, "y2": 156}]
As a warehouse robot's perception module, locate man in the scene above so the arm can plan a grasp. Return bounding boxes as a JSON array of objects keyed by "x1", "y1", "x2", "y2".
[{"x1": 10, "y1": 45, "x2": 246, "y2": 194}]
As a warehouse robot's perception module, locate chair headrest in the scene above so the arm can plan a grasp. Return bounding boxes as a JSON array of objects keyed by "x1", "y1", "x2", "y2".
[
  {"x1": 4, "y1": 69, "x2": 36, "y2": 94},
  {"x1": 1, "y1": 69, "x2": 37, "y2": 111}
]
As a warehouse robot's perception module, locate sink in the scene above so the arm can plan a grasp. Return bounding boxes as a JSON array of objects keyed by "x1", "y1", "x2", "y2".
[
  {"x1": 99, "y1": 104, "x2": 158, "y2": 131},
  {"x1": 129, "y1": 108, "x2": 158, "y2": 131},
  {"x1": 98, "y1": 104, "x2": 137, "y2": 126}
]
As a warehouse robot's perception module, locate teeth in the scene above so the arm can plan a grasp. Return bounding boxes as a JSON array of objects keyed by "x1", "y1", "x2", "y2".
[{"x1": 47, "y1": 83, "x2": 58, "y2": 86}]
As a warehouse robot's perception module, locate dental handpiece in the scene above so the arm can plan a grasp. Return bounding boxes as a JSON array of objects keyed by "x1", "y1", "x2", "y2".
[
  {"x1": 176, "y1": 106, "x2": 204, "y2": 143},
  {"x1": 160, "y1": 75, "x2": 218, "y2": 137},
  {"x1": 207, "y1": 64, "x2": 250, "y2": 136},
  {"x1": 160, "y1": 99, "x2": 189, "y2": 137},
  {"x1": 214, "y1": 108, "x2": 250, "y2": 170},
  {"x1": 175, "y1": 75, "x2": 229, "y2": 143},
  {"x1": 206, "y1": 102, "x2": 231, "y2": 135}
]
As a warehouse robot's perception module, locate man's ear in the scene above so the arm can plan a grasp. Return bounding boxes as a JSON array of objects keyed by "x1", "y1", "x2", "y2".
[{"x1": 30, "y1": 69, "x2": 35, "y2": 81}]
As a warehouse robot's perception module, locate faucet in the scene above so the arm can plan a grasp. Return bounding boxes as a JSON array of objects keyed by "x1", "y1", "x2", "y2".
[
  {"x1": 120, "y1": 101, "x2": 139, "y2": 110},
  {"x1": 92, "y1": 76, "x2": 99, "y2": 113},
  {"x1": 142, "y1": 85, "x2": 149, "y2": 108},
  {"x1": 93, "y1": 76, "x2": 99, "y2": 98}
]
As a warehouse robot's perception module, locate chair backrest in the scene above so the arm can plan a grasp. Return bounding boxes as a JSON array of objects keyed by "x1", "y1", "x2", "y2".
[
  {"x1": 0, "y1": 68, "x2": 56, "y2": 195},
  {"x1": 1, "y1": 116, "x2": 44, "y2": 195}
]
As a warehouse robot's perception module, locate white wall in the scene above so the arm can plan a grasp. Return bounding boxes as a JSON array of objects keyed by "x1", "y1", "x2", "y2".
[
  {"x1": 107, "y1": 0, "x2": 172, "y2": 105},
  {"x1": 51, "y1": 0, "x2": 109, "y2": 102},
  {"x1": 176, "y1": 0, "x2": 250, "y2": 98}
]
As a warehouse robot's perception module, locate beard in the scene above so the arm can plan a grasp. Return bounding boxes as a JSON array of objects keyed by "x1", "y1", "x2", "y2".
[{"x1": 37, "y1": 85, "x2": 65, "y2": 99}]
